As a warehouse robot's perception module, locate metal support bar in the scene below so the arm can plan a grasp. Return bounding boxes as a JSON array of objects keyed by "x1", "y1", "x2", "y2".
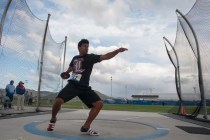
[
  {"x1": 163, "y1": 37, "x2": 182, "y2": 103},
  {"x1": 61, "y1": 36, "x2": 67, "y2": 88},
  {"x1": 36, "y1": 14, "x2": 51, "y2": 112}
]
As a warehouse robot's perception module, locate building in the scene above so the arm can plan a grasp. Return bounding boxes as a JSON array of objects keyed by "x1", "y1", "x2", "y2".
[{"x1": 131, "y1": 95, "x2": 159, "y2": 100}]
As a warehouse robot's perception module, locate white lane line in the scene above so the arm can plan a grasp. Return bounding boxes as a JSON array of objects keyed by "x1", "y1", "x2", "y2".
[{"x1": 157, "y1": 128, "x2": 171, "y2": 130}]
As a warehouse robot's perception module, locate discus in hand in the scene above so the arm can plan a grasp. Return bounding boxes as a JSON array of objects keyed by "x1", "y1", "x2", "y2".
[{"x1": 60, "y1": 72, "x2": 70, "y2": 79}]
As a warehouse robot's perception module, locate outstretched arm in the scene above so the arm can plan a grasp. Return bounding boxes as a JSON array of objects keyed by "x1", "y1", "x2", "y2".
[{"x1": 100, "y1": 47, "x2": 128, "y2": 61}]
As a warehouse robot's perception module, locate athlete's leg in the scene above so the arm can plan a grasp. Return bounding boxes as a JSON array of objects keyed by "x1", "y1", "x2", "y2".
[
  {"x1": 50, "y1": 98, "x2": 64, "y2": 121},
  {"x1": 47, "y1": 98, "x2": 64, "y2": 131},
  {"x1": 83, "y1": 100, "x2": 103, "y2": 129},
  {"x1": 48, "y1": 82, "x2": 78, "y2": 131}
]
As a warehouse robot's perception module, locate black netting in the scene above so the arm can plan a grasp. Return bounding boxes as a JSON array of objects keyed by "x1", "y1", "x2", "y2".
[
  {"x1": 0, "y1": 0, "x2": 46, "y2": 88},
  {"x1": 174, "y1": 19, "x2": 200, "y2": 101},
  {"x1": 0, "y1": 0, "x2": 9, "y2": 23},
  {"x1": 183, "y1": 0, "x2": 210, "y2": 119},
  {"x1": 0, "y1": 0, "x2": 11, "y2": 45},
  {"x1": 184, "y1": 0, "x2": 210, "y2": 101},
  {"x1": 166, "y1": 0, "x2": 210, "y2": 119},
  {"x1": 41, "y1": 26, "x2": 65, "y2": 93},
  {"x1": 0, "y1": 0, "x2": 66, "y2": 109}
]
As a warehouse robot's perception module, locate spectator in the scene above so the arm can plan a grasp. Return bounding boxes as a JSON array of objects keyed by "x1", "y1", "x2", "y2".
[
  {"x1": 16, "y1": 81, "x2": 26, "y2": 110},
  {"x1": 5, "y1": 80, "x2": 15, "y2": 108}
]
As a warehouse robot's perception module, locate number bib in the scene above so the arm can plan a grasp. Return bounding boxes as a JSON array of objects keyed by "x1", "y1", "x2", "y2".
[{"x1": 71, "y1": 73, "x2": 82, "y2": 82}]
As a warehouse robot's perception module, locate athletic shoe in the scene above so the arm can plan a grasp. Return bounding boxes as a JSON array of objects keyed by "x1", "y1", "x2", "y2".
[
  {"x1": 47, "y1": 120, "x2": 56, "y2": 131},
  {"x1": 80, "y1": 126, "x2": 100, "y2": 136}
]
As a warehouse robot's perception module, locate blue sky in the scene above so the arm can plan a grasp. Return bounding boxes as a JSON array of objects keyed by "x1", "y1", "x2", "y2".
[{"x1": 3, "y1": 0, "x2": 196, "y2": 99}]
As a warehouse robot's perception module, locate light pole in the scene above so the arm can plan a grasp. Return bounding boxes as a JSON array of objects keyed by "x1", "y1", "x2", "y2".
[
  {"x1": 149, "y1": 88, "x2": 155, "y2": 94},
  {"x1": 193, "y1": 87, "x2": 198, "y2": 99},
  {"x1": 125, "y1": 85, "x2": 127, "y2": 99},
  {"x1": 25, "y1": 80, "x2": 28, "y2": 88},
  {"x1": 111, "y1": 76, "x2": 112, "y2": 99}
]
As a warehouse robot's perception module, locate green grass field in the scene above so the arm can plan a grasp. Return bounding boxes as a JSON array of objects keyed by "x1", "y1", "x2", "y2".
[
  {"x1": 7, "y1": 99, "x2": 209, "y2": 114},
  {"x1": 55, "y1": 101, "x2": 174, "y2": 113},
  {"x1": 39, "y1": 101, "x2": 210, "y2": 114}
]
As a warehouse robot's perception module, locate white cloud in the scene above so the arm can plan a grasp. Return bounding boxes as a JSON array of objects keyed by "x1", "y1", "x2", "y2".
[{"x1": 50, "y1": 0, "x2": 129, "y2": 27}]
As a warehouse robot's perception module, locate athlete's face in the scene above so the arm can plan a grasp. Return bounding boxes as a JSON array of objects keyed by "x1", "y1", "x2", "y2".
[{"x1": 79, "y1": 43, "x2": 89, "y2": 55}]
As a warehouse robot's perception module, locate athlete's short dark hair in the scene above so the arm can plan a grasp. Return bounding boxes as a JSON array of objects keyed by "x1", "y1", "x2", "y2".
[{"x1": 78, "y1": 39, "x2": 89, "y2": 47}]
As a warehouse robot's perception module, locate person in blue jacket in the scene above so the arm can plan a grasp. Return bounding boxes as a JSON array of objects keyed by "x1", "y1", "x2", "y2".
[
  {"x1": 16, "y1": 81, "x2": 26, "y2": 110},
  {"x1": 5, "y1": 80, "x2": 15, "y2": 108}
]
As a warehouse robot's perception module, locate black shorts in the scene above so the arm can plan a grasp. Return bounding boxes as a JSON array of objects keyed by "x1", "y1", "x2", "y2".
[{"x1": 57, "y1": 81, "x2": 101, "y2": 108}]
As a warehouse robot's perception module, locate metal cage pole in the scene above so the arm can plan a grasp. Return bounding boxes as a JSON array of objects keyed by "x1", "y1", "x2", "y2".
[
  {"x1": 61, "y1": 36, "x2": 67, "y2": 88},
  {"x1": 36, "y1": 13, "x2": 51, "y2": 112},
  {"x1": 0, "y1": 0, "x2": 12, "y2": 45},
  {"x1": 163, "y1": 37, "x2": 182, "y2": 114},
  {"x1": 176, "y1": 9, "x2": 208, "y2": 119},
  {"x1": 111, "y1": 76, "x2": 112, "y2": 99}
]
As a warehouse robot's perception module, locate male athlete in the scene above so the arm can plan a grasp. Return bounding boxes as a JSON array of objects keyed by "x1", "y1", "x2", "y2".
[{"x1": 47, "y1": 39, "x2": 128, "y2": 136}]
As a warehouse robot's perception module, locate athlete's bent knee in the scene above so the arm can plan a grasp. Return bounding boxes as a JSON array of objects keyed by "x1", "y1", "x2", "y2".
[
  {"x1": 55, "y1": 98, "x2": 64, "y2": 105},
  {"x1": 93, "y1": 100, "x2": 103, "y2": 109}
]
